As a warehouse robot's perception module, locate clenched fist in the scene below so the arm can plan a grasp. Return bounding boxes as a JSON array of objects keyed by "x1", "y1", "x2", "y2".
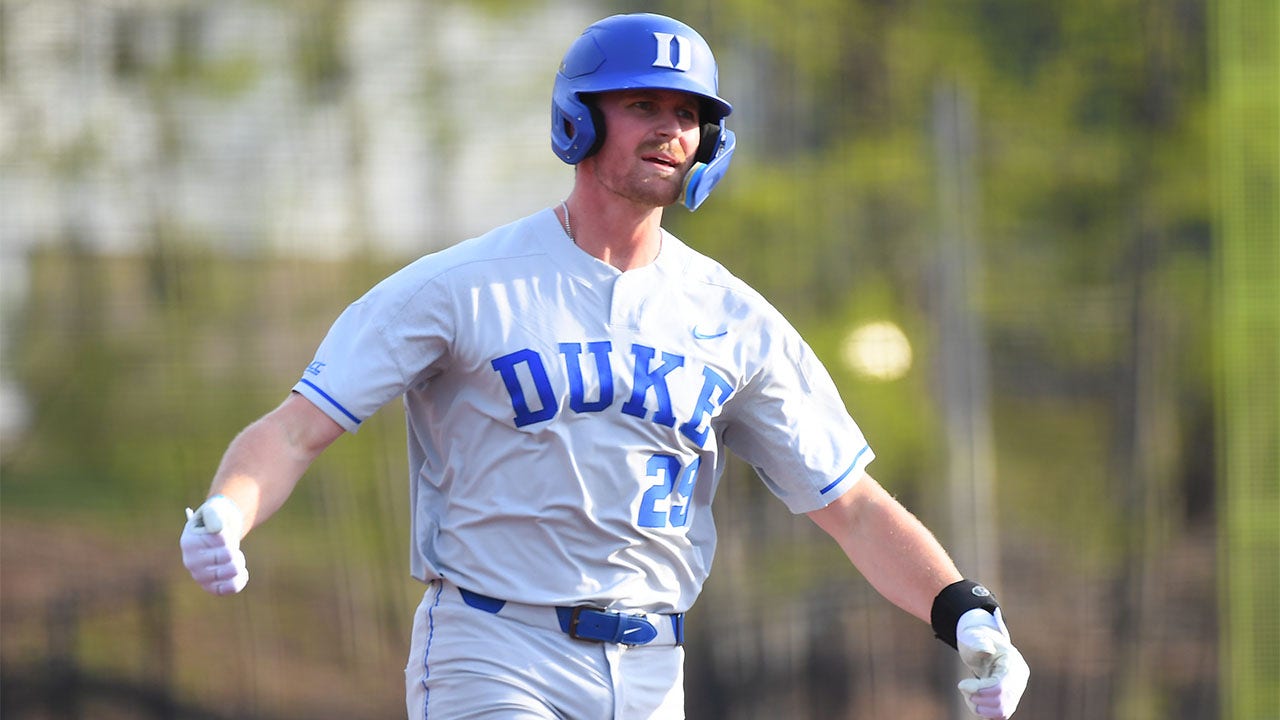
[
  {"x1": 180, "y1": 495, "x2": 249, "y2": 595},
  {"x1": 955, "y1": 608, "x2": 1030, "y2": 719}
]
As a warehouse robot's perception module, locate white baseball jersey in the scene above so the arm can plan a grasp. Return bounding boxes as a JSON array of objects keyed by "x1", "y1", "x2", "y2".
[{"x1": 292, "y1": 208, "x2": 874, "y2": 614}]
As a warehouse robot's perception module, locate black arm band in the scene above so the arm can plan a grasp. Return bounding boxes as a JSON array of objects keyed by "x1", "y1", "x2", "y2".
[{"x1": 930, "y1": 579, "x2": 1000, "y2": 650}]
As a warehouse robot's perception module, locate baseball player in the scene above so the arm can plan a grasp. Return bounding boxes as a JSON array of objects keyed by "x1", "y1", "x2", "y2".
[{"x1": 180, "y1": 13, "x2": 1029, "y2": 719}]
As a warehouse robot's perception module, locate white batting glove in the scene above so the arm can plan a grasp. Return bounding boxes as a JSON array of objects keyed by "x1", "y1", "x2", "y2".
[
  {"x1": 955, "y1": 608, "x2": 1029, "y2": 719},
  {"x1": 180, "y1": 495, "x2": 249, "y2": 596}
]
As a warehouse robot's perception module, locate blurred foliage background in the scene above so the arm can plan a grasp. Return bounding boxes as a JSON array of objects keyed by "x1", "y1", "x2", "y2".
[{"x1": 1, "y1": 0, "x2": 1276, "y2": 719}]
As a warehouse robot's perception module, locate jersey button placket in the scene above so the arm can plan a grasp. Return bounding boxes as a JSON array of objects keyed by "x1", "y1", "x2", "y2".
[{"x1": 609, "y1": 270, "x2": 651, "y2": 330}]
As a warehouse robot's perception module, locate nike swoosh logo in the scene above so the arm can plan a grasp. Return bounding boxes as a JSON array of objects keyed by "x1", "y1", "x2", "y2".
[{"x1": 691, "y1": 327, "x2": 728, "y2": 340}]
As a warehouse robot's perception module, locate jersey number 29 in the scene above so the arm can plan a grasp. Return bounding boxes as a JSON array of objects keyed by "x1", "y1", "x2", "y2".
[{"x1": 637, "y1": 453, "x2": 701, "y2": 528}]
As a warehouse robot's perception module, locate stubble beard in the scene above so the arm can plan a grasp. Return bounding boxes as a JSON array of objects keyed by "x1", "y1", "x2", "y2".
[
  {"x1": 597, "y1": 145, "x2": 690, "y2": 209},
  {"x1": 625, "y1": 174, "x2": 682, "y2": 208}
]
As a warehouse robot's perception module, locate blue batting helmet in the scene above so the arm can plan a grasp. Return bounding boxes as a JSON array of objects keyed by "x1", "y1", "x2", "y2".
[{"x1": 551, "y1": 13, "x2": 736, "y2": 210}]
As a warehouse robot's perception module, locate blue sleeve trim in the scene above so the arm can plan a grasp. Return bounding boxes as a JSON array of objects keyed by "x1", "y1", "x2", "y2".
[
  {"x1": 298, "y1": 378, "x2": 362, "y2": 426},
  {"x1": 819, "y1": 444, "x2": 871, "y2": 495}
]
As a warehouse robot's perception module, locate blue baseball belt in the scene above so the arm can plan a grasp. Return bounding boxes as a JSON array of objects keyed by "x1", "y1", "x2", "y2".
[{"x1": 455, "y1": 586, "x2": 685, "y2": 646}]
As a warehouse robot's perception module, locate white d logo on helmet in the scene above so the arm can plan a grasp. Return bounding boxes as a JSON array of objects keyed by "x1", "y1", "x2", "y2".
[{"x1": 652, "y1": 32, "x2": 692, "y2": 71}]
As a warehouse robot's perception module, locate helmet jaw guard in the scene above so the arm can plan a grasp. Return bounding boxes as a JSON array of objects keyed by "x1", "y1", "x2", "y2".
[
  {"x1": 551, "y1": 13, "x2": 735, "y2": 210},
  {"x1": 682, "y1": 124, "x2": 735, "y2": 211}
]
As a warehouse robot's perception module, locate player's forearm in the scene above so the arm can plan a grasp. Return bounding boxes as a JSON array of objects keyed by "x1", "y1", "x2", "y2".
[
  {"x1": 208, "y1": 438, "x2": 303, "y2": 538},
  {"x1": 207, "y1": 394, "x2": 342, "y2": 537},
  {"x1": 810, "y1": 475, "x2": 962, "y2": 623},
  {"x1": 848, "y1": 496, "x2": 962, "y2": 623}
]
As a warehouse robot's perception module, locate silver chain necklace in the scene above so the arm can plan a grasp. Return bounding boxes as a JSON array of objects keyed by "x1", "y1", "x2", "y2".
[{"x1": 559, "y1": 200, "x2": 574, "y2": 242}]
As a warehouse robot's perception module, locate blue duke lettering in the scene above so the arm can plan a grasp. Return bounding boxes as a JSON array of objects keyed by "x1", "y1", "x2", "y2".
[{"x1": 489, "y1": 342, "x2": 732, "y2": 447}]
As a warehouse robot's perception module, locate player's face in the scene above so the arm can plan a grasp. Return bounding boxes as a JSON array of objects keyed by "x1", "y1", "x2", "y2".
[{"x1": 586, "y1": 89, "x2": 702, "y2": 208}]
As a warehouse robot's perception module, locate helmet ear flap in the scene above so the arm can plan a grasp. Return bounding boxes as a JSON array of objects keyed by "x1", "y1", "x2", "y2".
[
  {"x1": 552, "y1": 93, "x2": 607, "y2": 164},
  {"x1": 683, "y1": 124, "x2": 734, "y2": 210}
]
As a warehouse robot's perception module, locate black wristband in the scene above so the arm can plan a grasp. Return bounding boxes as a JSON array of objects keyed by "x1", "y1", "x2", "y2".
[{"x1": 931, "y1": 579, "x2": 1000, "y2": 650}]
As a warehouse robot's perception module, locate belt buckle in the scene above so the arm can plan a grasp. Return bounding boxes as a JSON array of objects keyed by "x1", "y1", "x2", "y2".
[{"x1": 567, "y1": 605, "x2": 609, "y2": 642}]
